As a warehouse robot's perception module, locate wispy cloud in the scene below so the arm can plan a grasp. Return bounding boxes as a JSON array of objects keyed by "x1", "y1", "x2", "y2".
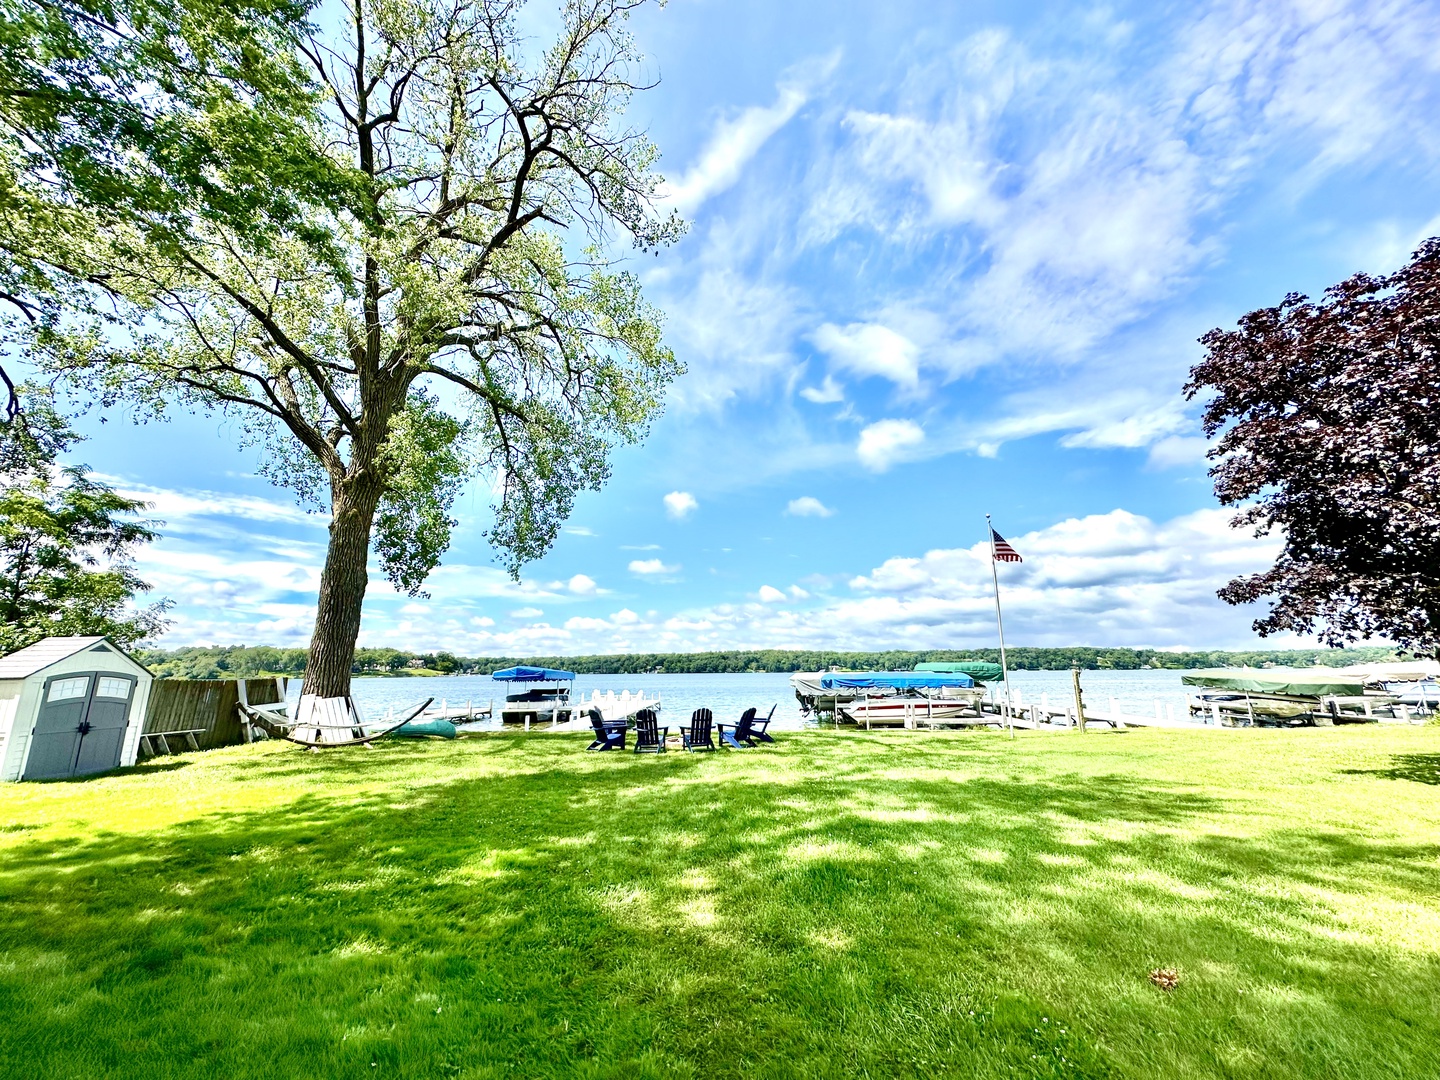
[
  {"x1": 799, "y1": 374, "x2": 845, "y2": 404},
  {"x1": 811, "y1": 322, "x2": 920, "y2": 389},
  {"x1": 660, "y1": 52, "x2": 840, "y2": 215}
]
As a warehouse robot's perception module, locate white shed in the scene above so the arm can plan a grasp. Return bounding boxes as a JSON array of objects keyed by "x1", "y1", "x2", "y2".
[{"x1": 0, "y1": 636, "x2": 154, "y2": 782}]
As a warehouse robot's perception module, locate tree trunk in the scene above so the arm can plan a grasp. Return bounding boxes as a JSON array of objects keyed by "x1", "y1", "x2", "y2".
[{"x1": 304, "y1": 480, "x2": 383, "y2": 698}]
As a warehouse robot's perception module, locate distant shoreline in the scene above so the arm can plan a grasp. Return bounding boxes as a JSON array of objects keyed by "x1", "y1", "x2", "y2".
[{"x1": 135, "y1": 644, "x2": 1403, "y2": 681}]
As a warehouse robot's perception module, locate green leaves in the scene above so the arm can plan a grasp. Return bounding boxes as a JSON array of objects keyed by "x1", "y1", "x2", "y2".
[
  {"x1": 373, "y1": 393, "x2": 468, "y2": 596},
  {"x1": 0, "y1": 404, "x2": 171, "y2": 650}
]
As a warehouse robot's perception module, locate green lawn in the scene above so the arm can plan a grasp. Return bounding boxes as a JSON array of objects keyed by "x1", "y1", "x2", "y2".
[{"x1": 2, "y1": 727, "x2": 1439, "y2": 1079}]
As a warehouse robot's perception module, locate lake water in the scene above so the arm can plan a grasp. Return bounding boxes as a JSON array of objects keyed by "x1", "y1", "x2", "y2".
[{"x1": 288, "y1": 668, "x2": 1207, "y2": 728}]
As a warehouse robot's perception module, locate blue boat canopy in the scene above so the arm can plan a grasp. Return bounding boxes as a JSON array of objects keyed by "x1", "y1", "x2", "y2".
[
  {"x1": 491, "y1": 665, "x2": 576, "y2": 682},
  {"x1": 820, "y1": 671, "x2": 974, "y2": 690}
]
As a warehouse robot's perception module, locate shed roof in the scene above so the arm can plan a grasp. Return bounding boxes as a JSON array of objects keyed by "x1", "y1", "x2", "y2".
[{"x1": 0, "y1": 637, "x2": 145, "y2": 679}]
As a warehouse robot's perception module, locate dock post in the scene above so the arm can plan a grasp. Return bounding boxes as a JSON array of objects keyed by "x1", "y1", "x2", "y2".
[{"x1": 524, "y1": 715, "x2": 531, "y2": 732}]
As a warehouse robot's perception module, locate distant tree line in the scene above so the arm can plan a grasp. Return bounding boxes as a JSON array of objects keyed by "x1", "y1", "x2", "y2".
[{"x1": 133, "y1": 644, "x2": 1405, "y2": 680}]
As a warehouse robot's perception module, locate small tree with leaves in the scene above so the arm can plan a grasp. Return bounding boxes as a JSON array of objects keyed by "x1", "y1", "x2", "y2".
[
  {"x1": 1186, "y1": 238, "x2": 1440, "y2": 656},
  {"x1": 0, "y1": 392, "x2": 171, "y2": 651},
  {"x1": 32, "y1": 0, "x2": 683, "y2": 697}
]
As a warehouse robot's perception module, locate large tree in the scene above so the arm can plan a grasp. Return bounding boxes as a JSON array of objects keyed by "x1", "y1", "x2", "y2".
[
  {"x1": 1186, "y1": 238, "x2": 1440, "y2": 655},
  {"x1": 34, "y1": 0, "x2": 682, "y2": 697}
]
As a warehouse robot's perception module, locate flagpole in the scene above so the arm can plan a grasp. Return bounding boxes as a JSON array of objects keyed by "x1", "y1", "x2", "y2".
[{"x1": 987, "y1": 513, "x2": 1015, "y2": 739}]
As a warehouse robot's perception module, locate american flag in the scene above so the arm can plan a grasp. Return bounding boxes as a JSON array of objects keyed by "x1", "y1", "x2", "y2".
[{"x1": 990, "y1": 528, "x2": 1023, "y2": 563}]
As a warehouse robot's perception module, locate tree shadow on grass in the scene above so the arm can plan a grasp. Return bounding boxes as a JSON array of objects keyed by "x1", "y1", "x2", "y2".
[
  {"x1": 1, "y1": 738, "x2": 1438, "y2": 1080},
  {"x1": 1342, "y1": 752, "x2": 1440, "y2": 785}
]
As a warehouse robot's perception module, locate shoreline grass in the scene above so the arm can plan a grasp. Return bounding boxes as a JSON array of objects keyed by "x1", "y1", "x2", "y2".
[{"x1": 2, "y1": 727, "x2": 1438, "y2": 1078}]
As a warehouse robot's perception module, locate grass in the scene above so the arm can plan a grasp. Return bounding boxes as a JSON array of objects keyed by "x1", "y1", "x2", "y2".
[{"x1": 2, "y1": 726, "x2": 1439, "y2": 1079}]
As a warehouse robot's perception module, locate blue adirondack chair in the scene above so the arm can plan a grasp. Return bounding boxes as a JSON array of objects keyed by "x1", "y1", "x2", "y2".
[
  {"x1": 748, "y1": 704, "x2": 777, "y2": 743},
  {"x1": 586, "y1": 707, "x2": 625, "y2": 751},
  {"x1": 719, "y1": 707, "x2": 758, "y2": 749},
  {"x1": 680, "y1": 708, "x2": 716, "y2": 751},
  {"x1": 633, "y1": 708, "x2": 670, "y2": 754}
]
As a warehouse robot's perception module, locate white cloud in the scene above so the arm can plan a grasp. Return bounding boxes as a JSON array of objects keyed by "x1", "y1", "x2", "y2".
[
  {"x1": 1147, "y1": 435, "x2": 1210, "y2": 469},
  {"x1": 141, "y1": 504, "x2": 1288, "y2": 653},
  {"x1": 103, "y1": 478, "x2": 320, "y2": 528},
  {"x1": 629, "y1": 558, "x2": 680, "y2": 576},
  {"x1": 786, "y1": 496, "x2": 835, "y2": 518},
  {"x1": 563, "y1": 525, "x2": 596, "y2": 537},
  {"x1": 838, "y1": 507, "x2": 1281, "y2": 649},
  {"x1": 567, "y1": 573, "x2": 598, "y2": 595},
  {"x1": 812, "y1": 322, "x2": 921, "y2": 389},
  {"x1": 799, "y1": 374, "x2": 846, "y2": 404},
  {"x1": 659, "y1": 261, "x2": 807, "y2": 410},
  {"x1": 564, "y1": 616, "x2": 611, "y2": 632},
  {"x1": 663, "y1": 491, "x2": 699, "y2": 520},
  {"x1": 660, "y1": 53, "x2": 838, "y2": 215},
  {"x1": 857, "y1": 419, "x2": 925, "y2": 472}
]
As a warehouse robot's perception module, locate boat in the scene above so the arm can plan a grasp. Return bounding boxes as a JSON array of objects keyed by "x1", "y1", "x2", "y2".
[
  {"x1": 790, "y1": 672, "x2": 861, "y2": 716},
  {"x1": 821, "y1": 672, "x2": 986, "y2": 728},
  {"x1": 1381, "y1": 681, "x2": 1440, "y2": 711},
  {"x1": 913, "y1": 660, "x2": 1004, "y2": 682},
  {"x1": 1181, "y1": 668, "x2": 1384, "y2": 725},
  {"x1": 492, "y1": 666, "x2": 576, "y2": 725},
  {"x1": 841, "y1": 696, "x2": 980, "y2": 726}
]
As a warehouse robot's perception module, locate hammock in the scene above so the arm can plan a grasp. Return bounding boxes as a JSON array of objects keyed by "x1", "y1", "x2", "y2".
[{"x1": 238, "y1": 696, "x2": 435, "y2": 749}]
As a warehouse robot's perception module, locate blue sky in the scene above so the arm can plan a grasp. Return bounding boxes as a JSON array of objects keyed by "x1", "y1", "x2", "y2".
[{"x1": 64, "y1": 0, "x2": 1440, "y2": 654}]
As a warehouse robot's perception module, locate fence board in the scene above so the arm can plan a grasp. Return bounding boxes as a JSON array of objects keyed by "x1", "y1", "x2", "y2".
[{"x1": 143, "y1": 678, "x2": 287, "y2": 752}]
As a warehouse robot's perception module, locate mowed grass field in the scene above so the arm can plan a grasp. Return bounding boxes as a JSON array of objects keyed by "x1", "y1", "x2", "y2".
[{"x1": 2, "y1": 726, "x2": 1439, "y2": 1079}]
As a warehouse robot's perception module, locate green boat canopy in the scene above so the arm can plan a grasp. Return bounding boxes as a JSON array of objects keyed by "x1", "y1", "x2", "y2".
[
  {"x1": 1180, "y1": 669, "x2": 1367, "y2": 697},
  {"x1": 914, "y1": 660, "x2": 1005, "y2": 683}
]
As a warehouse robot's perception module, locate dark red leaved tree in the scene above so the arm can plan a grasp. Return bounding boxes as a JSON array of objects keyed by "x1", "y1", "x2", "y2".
[{"x1": 1186, "y1": 238, "x2": 1440, "y2": 655}]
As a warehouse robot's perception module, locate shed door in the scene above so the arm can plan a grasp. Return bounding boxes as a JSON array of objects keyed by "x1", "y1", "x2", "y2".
[
  {"x1": 73, "y1": 675, "x2": 136, "y2": 776},
  {"x1": 23, "y1": 673, "x2": 136, "y2": 780}
]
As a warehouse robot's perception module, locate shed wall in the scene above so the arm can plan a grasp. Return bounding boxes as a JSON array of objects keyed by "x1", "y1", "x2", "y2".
[{"x1": 0, "y1": 684, "x2": 20, "y2": 780}]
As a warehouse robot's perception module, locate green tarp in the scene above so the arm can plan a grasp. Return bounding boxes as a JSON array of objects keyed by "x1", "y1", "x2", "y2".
[
  {"x1": 914, "y1": 660, "x2": 1005, "y2": 683},
  {"x1": 1180, "y1": 669, "x2": 1366, "y2": 697}
]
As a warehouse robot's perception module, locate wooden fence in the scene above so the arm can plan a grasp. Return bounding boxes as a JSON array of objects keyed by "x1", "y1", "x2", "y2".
[{"x1": 143, "y1": 678, "x2": 288, "y2": 752}]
